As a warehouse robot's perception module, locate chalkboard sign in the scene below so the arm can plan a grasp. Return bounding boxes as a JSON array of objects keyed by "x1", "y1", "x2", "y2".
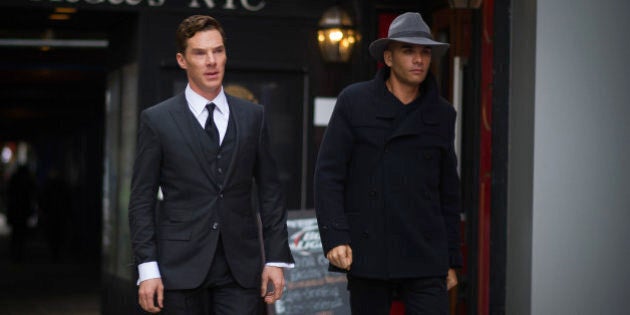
[{"x1": 271, "y1": 210, "x2": 350, "y2": 315}]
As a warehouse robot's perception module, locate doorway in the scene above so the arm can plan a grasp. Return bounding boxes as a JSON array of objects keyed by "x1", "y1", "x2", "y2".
[{"x1": 0, "y1": 6, "x2": 131, "y2": 313}]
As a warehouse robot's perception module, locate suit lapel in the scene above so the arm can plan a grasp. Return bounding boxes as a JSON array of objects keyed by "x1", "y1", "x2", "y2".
[
  {"x1": 168, "y1": 93, "x2": 220, "y2": 188},
  {"x1": 221, "y1": 95, "x2": 241, "y2": 187}
]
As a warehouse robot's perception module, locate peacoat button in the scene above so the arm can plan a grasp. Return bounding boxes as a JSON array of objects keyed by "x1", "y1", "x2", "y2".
[
  {"x1": 217, "y1": 154, "x2": 222, "y2": 160},
  {"x1": 217, "y1": 167, "x2": 223, "y2": 174},
  {"x1": 212, "y1": 222, "x2": 219, "y2": 230}
]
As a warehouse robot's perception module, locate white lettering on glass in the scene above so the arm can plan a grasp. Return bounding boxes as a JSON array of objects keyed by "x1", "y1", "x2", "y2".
[
  {"x1": 188, "y1": 0, "x2": 215, "y2": 8},
  {"x1": 241, "y1": 0, "x2": 265, "y2": 11},
  {"x1": 29, "y1": 0, "x2": 262, "y2": 10}
]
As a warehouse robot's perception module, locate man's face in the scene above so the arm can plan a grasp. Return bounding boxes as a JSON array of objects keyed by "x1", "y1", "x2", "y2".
[
  {"x1": 176, "y1": 29, "x2": 226, "y2": 100},
  {"x1": 383, "y1": 41, "x2": 432, "y2": 87}
]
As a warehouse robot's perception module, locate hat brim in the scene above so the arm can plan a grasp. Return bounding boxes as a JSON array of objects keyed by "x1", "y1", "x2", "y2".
[{"x1": 369, "y1": 37, "x2": 450, "y2": 62}]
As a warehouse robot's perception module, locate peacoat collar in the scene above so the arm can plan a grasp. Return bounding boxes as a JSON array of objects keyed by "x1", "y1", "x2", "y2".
[{"x1": 372, "y1": 67, "x2": 444, "y2": 140}]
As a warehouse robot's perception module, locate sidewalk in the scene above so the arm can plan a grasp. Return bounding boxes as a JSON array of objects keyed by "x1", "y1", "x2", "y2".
[{"x1": 0, "y1": 230, "x2": 100, "y2": 315}]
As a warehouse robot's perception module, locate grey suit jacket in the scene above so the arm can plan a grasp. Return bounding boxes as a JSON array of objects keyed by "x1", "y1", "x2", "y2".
[{"x1": 129, "y1": 92, "x2": 293, "y2": 290}]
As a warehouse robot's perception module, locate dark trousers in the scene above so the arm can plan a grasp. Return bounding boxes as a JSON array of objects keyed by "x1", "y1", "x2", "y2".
[
  {"x1": 161, "y1": 240, "x2": 262, "y2": 315},
  {"x1": 347, "y1": 275, "x2": 448, "y2": 315}
]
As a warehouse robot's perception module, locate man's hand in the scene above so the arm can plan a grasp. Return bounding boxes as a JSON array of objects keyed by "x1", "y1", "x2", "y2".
[
  {"x1": 326, "y1": 244, "x2": 353, "y2": 270},
  {"x1": 261, "y1": 266, "x2": 285, "y2": 304},
  {"x1": 138, "y1": 278, "x2": 164, "y2": 313},
  {"x1": 446, "y1": 268, "x2": 458, "y2": 290}
]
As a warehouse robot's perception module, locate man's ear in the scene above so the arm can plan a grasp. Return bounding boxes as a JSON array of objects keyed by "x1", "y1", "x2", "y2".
[
  {"x1": 383, "y1": 51, "x2": 393, "y2": 67},
  {"x1": 176, "y1": 53, "x2": 187, "y2": 70}
]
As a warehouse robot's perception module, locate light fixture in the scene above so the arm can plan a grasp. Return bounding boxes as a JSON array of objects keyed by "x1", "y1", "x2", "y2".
[
  {"x1": 49, "y1": 7, "x2": 76, "y2": 21},
  {"x1": 49, "y1": 14, "x2": 70, "y2": 20},
  {"x1": 1, "y1": 145, "x2": 13, "y2": 164},
  {"x1": 317, "y1": 6, "x2": 357, "y2": 63},
  {"x1": 448, "y1": 0, "x2": 483, "y2": 9},
  {"x1": 0, "y1": 28, "x2": 109, "y2": 50},
  {"x1": 55, "y1": 7, "x2": 77, "y2": 14}
]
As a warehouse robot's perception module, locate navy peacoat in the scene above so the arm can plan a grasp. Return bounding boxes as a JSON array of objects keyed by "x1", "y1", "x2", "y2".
[{"x1": 314, "y1": 68, "x2": 462, "y2": 279}]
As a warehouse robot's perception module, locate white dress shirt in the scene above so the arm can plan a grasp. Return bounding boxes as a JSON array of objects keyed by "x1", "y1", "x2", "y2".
[
  {"x1": 137, "y1": 85, "x2": 293, "y2": 284},
  {"x1": 185, "y1": 84, "x2": 230, "y2": 144}
]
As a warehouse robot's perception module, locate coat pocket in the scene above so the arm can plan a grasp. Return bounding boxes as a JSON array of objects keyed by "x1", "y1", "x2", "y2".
[
  {"x1": 332, "y1": 216, "x2": 350, "y2": 231},
  {"x1": 157, "y1": 223, "x2": 192, "y2": 241},
  {"x1": 162, "y1": 209, "x2": 190, "y2": 223}
]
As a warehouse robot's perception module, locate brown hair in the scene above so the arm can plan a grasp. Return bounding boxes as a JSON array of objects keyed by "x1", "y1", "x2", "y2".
[{"x1": 175, "y1": 15, "x2": 226, "y2": 54}]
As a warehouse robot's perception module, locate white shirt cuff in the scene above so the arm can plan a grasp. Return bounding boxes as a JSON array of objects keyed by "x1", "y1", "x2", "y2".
[
  {"x1": 266, "y1": 262, "x2": 295, "y2": 269},
  {"x1": 137, "y1": 261, "x2": 290, "y2": 285},
  {"x1": 137, "y1": 261, "x2": 161, "y2": 285}
]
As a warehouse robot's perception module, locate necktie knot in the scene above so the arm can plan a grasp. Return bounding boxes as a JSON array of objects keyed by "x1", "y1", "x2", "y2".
[{"x1": 205, "y1": 102, "x2": 216, "y2": 120}]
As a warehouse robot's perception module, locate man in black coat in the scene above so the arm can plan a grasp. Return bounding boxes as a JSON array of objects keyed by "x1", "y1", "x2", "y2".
[
  {"x1": 314, "y1": 12, "x2": 462, "y2": 314},
  {"x1": 128, "y1": 15, "x2": 293, "y2": 314}
]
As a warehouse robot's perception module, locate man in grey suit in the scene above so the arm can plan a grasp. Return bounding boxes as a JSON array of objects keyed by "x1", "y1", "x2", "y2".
[{"x1": 129, "y1": 15, "x2": 294, "y2": 314}]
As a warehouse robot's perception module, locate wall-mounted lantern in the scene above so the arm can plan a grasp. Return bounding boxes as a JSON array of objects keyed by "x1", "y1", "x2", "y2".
[
  {"x1": 317, "y1": 6, "x2": 357, "y2": 63},
  {"x1": 448, "y1": 0, "x2": 483, "y2": 9}
]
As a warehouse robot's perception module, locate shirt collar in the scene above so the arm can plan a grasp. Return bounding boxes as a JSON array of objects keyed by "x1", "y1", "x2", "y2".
[{"x1": 184, "y1": 84, "x2": 229, "y2": 116}]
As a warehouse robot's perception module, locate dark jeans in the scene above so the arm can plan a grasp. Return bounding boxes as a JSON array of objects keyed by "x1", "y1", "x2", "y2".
[{"x1": 347, "y1": 275, "x2": 448, "y2": 315}]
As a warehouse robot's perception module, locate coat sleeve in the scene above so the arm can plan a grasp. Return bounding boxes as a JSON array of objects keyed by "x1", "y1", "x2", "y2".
[
  {"x1": 441, "y1": 108, "x2": 463, "y2": 268},
  {"x1": 128, "y1": 110, "x2": 162, "y2": 266},
  {"x1": 254, "y1": 107, "x2": 294, "y2": 264},
  {"x1": 314, "y1": 91, "x2": 355, "y2": 256}
]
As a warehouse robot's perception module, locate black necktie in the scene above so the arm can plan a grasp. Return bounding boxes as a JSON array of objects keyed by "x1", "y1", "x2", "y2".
[{"x1": 205, "y1": 103, "x2": 220, "y2": 144}]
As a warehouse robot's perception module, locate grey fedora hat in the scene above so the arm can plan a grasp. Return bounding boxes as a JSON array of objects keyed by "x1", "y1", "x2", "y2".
[{"x1": 369, "y1": 12, "x2": 449, "y2": 62}]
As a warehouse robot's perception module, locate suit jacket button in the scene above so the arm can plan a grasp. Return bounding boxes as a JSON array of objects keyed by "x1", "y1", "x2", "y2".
[
  {"x1": 217, "y1": 168, "x2": 223, "y2": 174},
  {"x1": 219, "y1": 193, "x2": 224, "y2": 199},
  {"x1": 212, "y1": 222, "x2": 219, "y2": 230},
  {"x1": 217, "y1": 154, "x2": 222, "y2": 160}
]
